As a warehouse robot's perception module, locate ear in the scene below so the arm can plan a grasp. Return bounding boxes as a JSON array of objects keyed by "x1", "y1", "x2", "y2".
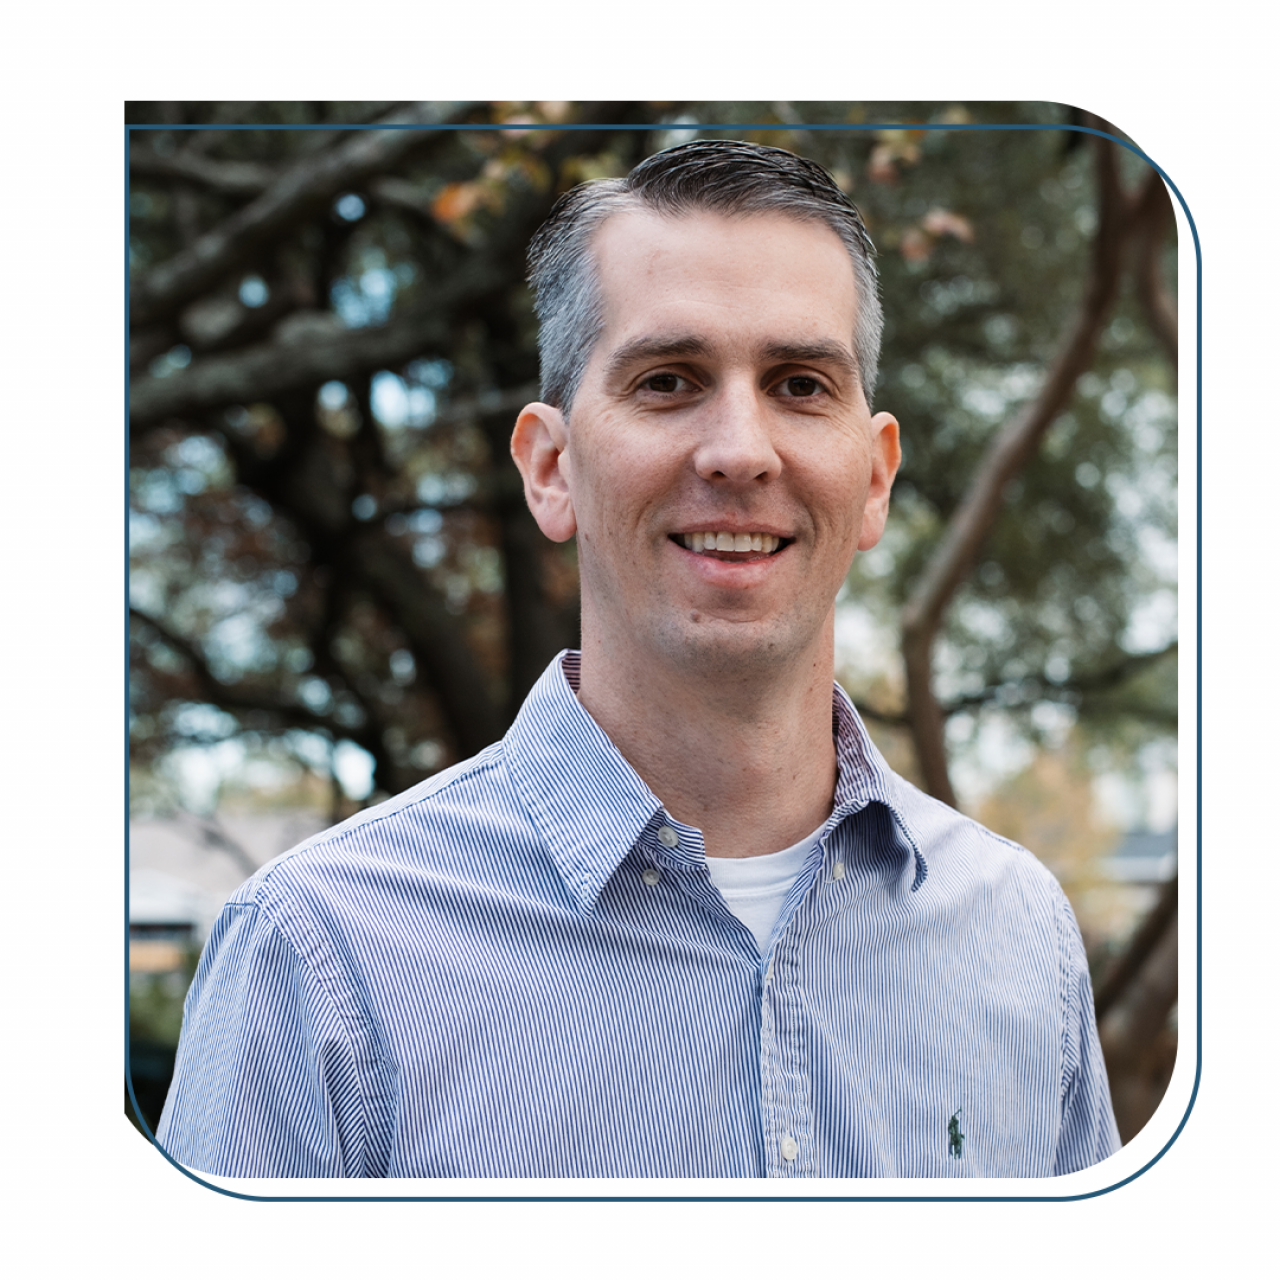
[
  {"x1": 857, "y1": 411, "x2": 902, "y2": 551},
  {"x1": 511, "y1": 402, "x2": 577, "y2": 543}
]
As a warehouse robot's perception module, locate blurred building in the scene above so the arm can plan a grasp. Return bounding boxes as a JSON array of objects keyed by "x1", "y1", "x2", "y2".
[
  {"x1": 1103, "y1": 827, "x2": 1178, "y2": 886},
  {"x1": 1101, "y1": 825, "x2": 1177, "y2": 928},
  {"x1": 129, "y1": 810, "x2": 327, "y2": 972}
]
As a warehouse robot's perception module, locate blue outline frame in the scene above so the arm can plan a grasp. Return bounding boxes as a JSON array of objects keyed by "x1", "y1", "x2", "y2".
[{"x1": 125, "y1": 110, "x2": 1200, "y2": 1203}]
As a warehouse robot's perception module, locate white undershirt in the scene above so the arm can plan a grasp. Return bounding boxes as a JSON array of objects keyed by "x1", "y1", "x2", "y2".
[{"x1": 704, "y1": 823, "x2": 827, "y2": 954}]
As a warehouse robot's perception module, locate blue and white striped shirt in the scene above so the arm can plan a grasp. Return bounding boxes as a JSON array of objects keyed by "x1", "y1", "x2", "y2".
[{"x1": 156, "y1": 651, "x2": 1120, "y2": 1178}]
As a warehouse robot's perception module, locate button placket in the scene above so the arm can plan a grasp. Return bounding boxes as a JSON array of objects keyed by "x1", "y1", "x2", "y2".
[
  {"x1": 760, "y1": 948, "x2": 797, "y2": 1176},
  {"x1": 759, "y1": 1000, "x2": 783, "y2": 1175},
  {"x1": 760, "y1": 940, "x2": 814, "y2": 1177}
]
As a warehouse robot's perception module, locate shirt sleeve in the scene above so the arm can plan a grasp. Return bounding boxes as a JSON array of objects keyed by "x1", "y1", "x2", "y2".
[
  {"x1": 154, "y1": 897, "x2": 376, "y2": 1178},
  {"x1": 1053, "y1": 888, "x2": 1122, "y2": 1175}
]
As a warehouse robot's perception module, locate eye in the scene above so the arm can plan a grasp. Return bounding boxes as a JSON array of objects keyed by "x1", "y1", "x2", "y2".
[
  {"x1": 775, "y1": 375, "x2": 824, "y2": 399},
  {"x1": 639, "y1": 372, "x2": 691, "y2": 394}
]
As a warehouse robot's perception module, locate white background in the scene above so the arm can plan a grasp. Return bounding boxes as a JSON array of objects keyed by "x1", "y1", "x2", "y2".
[{"x1": 4, "y1": 3, "x2": 1270, "y2": 1273}]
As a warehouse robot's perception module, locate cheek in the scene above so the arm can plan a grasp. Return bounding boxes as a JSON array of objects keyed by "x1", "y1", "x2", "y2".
[
  {"x1": 565, "y1": 464, "x2": 638, "y2": 560},
  {"x1": 812, "y1": 465, "x2": 871, "y2": 537},
  {"x1": 574, "y1": 444, "x2": 677, "y2": 540}
]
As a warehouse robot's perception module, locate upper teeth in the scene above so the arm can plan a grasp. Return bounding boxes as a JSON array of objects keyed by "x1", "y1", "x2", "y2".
[{"x1": 680, "y1": 532, "x2": 780, "y2": 554}]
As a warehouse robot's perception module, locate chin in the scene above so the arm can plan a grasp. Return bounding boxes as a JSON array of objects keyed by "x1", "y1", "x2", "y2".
[{"x1": 653, "y1": 612, "x2": 816, "y2": 678}]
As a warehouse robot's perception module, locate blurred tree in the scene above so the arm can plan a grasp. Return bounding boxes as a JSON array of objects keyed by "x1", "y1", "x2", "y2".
[
  {"x1": 974, "y1": 731, "x2": 1120, "y2": 947},
  {"x1": 128, "y1": 101, "x2": 1177, "y2": 819},
  {"x1": 129, "y1": 102, "x2": 655, "y2": 803},
  {"x1": 1095, "y1": 873, "x2": 1179, "y2": 1142},
  {"x1": 127, "y1": 98, "x2": 1181, "y2": 1147}
]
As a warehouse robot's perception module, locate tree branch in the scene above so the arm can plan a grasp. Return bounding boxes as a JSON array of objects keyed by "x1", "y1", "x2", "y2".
[
  {"x1": 130, "y1": 147, "x2": 277, "y2": 196},
  {"x1": 130, "y1": 605, "x2": 359, "y2": 739},
  {"x1": 849, "y1": 641, "x2": 1177, "y2": 731},
  {"x1": 129, "y1": 150, "x2": 439, "y2": 220},
  {"x1": 947, "y1": 641, "x2": 1178, "y2": 714},
  {"x1": 430, "y1": 381, "x2": 541, "y2": 432},
  {"x1": 851, "y1": 700, "x2": 909, "y2": 728},
  {"x1": 129, "y1": 257, "x2": 507, "y2": 430},
  {"x1": 129, "y1": 101, "x2": 477, "y2": 328},
  {"x1": 196, "y1": 380, "x2": 507, "y2": 763},
  {"x1": 1094, "y1": 871, "x2": 1178, "y2": 1020},
  {"x1": 899, "y1": 128, "x2": 1140, "y2": 806},
  {"x1": 1097, "y1": 882, "x2": 1179, "y2": 1143},
  {"x1": 347, "y1": 529, "x2": 506, "y2": 758}
]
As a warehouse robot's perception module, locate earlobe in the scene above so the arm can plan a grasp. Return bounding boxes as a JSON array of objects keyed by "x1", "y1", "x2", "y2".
[
  {"x1": 857, "y1": 411, "x2": 902, "y2": 551},
  {"x1": 511, "y1": 403, "x2": 577, "y2": 543}
]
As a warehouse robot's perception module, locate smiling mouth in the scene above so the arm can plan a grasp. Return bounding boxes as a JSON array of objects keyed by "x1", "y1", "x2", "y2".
[{"x1": 674, "y1": 531, "x2": 791, "y2": 560}]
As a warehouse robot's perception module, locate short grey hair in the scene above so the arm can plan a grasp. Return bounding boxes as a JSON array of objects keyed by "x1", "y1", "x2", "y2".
[{"x1": 527, "y1": 139, "x2": 883, "y2": 416}]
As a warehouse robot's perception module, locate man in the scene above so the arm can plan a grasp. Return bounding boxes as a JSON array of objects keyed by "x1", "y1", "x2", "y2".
[{"x1": 157, "y1": 140, "x2": 1120, "y2": 1179}]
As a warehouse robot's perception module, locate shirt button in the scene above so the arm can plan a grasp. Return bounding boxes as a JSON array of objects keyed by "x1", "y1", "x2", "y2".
[
  {"x1": 832, "y1": 862, "x2": 845, "y2": 881},
  {"x1": 657, "y1": 825, "x2": 679, "y2": 848},
  {"x1": 780, "y1": 1135, "x2": 798, "y2": 1162},
  {"x1": 642, "y1": 868, "x2": 661, "y2": 887}
]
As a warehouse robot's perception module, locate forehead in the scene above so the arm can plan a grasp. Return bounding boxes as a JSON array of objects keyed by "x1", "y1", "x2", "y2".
[{"x1": 587, "y1": 208, "x2": 859, "y2": 358}]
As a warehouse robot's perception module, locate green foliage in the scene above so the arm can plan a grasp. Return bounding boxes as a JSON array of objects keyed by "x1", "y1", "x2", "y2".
[{"x1": 127, "y1": 101, "x2": 1176, "y2": 811}]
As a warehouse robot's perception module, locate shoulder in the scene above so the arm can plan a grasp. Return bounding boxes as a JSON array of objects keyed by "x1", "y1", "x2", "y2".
[
  {"x1": 225, "y1": 738, "x2": 540, "y2": 936},
  {"x1": 872, "y1": 771, "x2": 1096, "y2": 1053},
  {"x1": 834, "y1": 686, "x2": 1063, "y2": 913},
  {"x1": 191, "y1": 737, "x2": 563, "y2": 1036},
  {"x1": 891, "y1": 769, "x2": 1062, "y2": 890},
  {"x1": 876, "y1": 769, "x2": 1075, "y2": 957}
]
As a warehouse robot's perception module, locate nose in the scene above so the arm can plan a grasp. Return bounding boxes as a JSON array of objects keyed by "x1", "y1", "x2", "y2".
[{"x1": 692, "y1": 383, "x2": 782, "y2": 485}]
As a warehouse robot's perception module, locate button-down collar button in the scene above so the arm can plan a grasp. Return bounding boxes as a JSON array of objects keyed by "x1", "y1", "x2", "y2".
[
  {"x1": 642, "y1": 868, "x2": 661, "y2": 887},
  {"x1": 832, "y1": 862, "x2": 845, "y2": 881},
  {"x1": 657, "y1": 825, "x2": 679, "y2": 848},
  {"x1": 780, "y1": 1135, "x2": 798, "y2": 1161}
]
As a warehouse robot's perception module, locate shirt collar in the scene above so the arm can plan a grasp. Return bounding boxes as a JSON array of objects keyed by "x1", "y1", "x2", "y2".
[
  {"x1": 828, "y1": 681, "x2": 929, "y2": 892},
  {"x1": 503, "y1": 651, "x2": 927, "y2": 913}
]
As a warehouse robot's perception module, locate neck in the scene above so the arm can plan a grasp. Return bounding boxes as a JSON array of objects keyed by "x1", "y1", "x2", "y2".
[{"x1": 574, "y1": 619, "x2": 839, "y2": 860}]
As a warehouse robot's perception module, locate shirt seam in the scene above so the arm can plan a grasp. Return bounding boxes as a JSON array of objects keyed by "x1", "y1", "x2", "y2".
[
  {"x1": 1053, "y1": 885, "x2": 1080, "y2": 1106},
  {"x1": 251, "y1": 746, "x2": 507, "y2": 893},
  {"x1": 227, "y1": 895, "x2": 388, "y2": 1175}
]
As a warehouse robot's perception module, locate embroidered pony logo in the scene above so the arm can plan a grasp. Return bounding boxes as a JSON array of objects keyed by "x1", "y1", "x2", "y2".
[{"x1": 948, "y1": 1109, "x2": 964, "y2": 1159}]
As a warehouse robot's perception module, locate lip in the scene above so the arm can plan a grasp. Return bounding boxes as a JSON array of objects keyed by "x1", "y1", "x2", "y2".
[{"x1": 666, "y1": 533, "x2": 793, "y2": 587}]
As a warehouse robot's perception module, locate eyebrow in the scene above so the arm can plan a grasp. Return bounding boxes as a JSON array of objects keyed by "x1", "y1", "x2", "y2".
[
  {"x1": 760, "y1": 340, "x2": 859, "y2": 380},
  {"x1": 602, "y1": 335, "x2": 860, "y2": 384},
  {"x1": 602, "y1": 335, "x2": 712, "y2": 381}
]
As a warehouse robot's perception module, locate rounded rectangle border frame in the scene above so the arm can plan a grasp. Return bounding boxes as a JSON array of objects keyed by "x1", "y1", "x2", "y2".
[{"x1": 125, "y1": 107, "x2": 1199, "y2": 1202}]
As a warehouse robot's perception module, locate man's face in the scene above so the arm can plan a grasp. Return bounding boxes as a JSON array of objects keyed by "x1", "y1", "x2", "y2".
[{"x1": 515, "y1": 208, "x2": 901, "y2": 681}]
